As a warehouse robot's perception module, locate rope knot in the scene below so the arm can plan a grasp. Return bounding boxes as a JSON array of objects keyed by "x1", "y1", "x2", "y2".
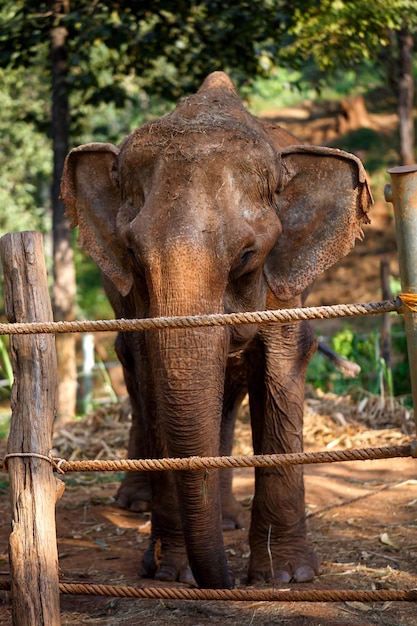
[
  {"x1": 1, "y1": 450, "x2": 67, "y2": 474},
  {"x1": 399, "y1": 292, "x2": 417, "y2": 313}
]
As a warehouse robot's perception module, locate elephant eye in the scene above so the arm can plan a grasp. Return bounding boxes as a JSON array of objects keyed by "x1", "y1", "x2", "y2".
[
  {"x1": 232, "y1": 248, "x2": 256, "y2": 278},
  {"x1": 240, "y1": 250, "x2": 254, "y2": 266},
  {"x1": 127, "y1": 247, "x2": 143, "y2": 270}
]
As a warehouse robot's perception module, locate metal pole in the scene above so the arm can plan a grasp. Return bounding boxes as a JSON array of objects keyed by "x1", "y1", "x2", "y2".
[{"x1": 385, "y1": 165, "x2": 417, "y2": 429}]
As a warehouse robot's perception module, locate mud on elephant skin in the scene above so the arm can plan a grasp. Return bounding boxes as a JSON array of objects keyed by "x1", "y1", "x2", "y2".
[{"x1": 61, "y1": 71, "x2": 372, "y2": 589}]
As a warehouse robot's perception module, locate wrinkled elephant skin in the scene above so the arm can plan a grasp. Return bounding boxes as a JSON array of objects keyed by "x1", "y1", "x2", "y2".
[{"x1": 61, "y1": 71, "x2": 372, "y2": 589}]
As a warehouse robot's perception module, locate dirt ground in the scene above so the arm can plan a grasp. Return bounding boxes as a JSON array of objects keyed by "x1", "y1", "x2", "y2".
[
  {"x1": 0, "y1": 106, "x2": 416, "y2": 625},
  {"x1": 2, "y1": 395, "x2": 416, "y2": 626}
]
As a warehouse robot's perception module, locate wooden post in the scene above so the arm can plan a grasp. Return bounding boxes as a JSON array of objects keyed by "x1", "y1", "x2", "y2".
[{"x1": 0, "y1": 232, "x2": 63, "y2": 626}]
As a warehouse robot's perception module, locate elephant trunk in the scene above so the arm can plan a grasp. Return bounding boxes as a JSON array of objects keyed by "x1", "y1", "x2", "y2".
[{"x1": 149, "y1": 325, "x2": 233, "y2": 589}]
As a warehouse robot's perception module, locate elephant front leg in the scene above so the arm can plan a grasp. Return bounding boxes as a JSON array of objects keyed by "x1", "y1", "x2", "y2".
[
  {"x1": 249, "y1": 467, "x2": 318, "y2": 583},
  {"x1": 246, "y1": 321, "x2": 319, "y2": 583}
]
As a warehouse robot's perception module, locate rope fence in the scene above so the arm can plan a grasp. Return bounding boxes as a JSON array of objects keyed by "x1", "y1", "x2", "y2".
[
  {"x1": 0, "y1": 297, "x2": 404, "y2": 336},
  {"x1": 1, "y1": 579, "x2": 417, "y2": 603},
  {"x1": 2, "y1": 442, "x2": 416, "y2": 475}
]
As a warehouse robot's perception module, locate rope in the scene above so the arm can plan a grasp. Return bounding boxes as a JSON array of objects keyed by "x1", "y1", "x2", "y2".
[
  {"x1": 0, "y1": 579, "x2": 415, "y2": 602},
  {"x1": 2, "y1": 443, "x2": 415, "y2": 474},
  {"x1": 0, "y1": 299, "x2": 401, "y2": 336},
  {"x1": 57, "y1": 584, "x2": 417, "y2": 602}
]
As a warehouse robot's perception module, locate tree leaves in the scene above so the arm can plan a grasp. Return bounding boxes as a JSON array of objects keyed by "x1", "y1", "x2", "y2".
[
  {"x1": 282, "y1": 0, "x2": 417, "y2": 78},
  {"x1": 0, "y1": 1, "x2": 283, "y2": 106},
  {"x1": 0, "y1": 65, "x2": 51, "y2": 233}
]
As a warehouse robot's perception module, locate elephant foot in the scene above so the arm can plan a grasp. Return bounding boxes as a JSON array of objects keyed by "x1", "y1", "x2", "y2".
[
  {"x1": 114, "y1": 473, "x2": 151, "y2": 512},
  {"x1": 140, "y1": 539, "x2": 195, "y2": 585},
  {"x1": 248, "y1": 542, "x2": 319, "y2": 584}
]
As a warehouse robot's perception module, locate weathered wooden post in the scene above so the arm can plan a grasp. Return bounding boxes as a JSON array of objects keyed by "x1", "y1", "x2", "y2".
[
  {"x1": 0, "y1": 232, "x2": 63, "y2": 625},
  {"x1": 385, "y1": 166, "x2": 417, "y2": 428}
]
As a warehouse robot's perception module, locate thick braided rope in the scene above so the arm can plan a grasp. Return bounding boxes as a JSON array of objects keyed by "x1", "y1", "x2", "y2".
[
  {"x1": 57, "y1": 584, "x2": 417, "y2": 602},
  {"x1": 0, "y1": 299, "x2": 400, "y2": 336},
  {"x1": 0, "y1": 579, "x2": 414, "y2": 602},
  {"x1": 2, "y1": 443, "x2": 412, "y2": 474}
]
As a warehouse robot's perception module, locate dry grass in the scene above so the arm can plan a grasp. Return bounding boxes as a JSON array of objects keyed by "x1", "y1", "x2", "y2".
[{"x1": 51, "y1": 389, "x2": 415, "y2": 463}]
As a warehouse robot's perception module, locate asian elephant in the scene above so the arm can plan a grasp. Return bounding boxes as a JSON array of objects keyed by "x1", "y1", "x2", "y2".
[{"x1": 61, "y1": 71, "x2": 372, "y2": 589}]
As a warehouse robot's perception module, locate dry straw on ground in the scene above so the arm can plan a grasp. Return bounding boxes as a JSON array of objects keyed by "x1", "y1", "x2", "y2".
[{"x1": 51, "y1": 389, "x2": 415, "y2": 463}]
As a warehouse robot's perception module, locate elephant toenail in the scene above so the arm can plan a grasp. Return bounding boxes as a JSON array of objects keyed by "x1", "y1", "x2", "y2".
[
  {"x1": 294, "y1": 565, "x2": 316, "y2": 582},
  {"x1": 179, "y1": 567, "x2": 196, "y2": 585},
  {"x1": 275, "y1": 570, "x2": 292, "y2": 584}
]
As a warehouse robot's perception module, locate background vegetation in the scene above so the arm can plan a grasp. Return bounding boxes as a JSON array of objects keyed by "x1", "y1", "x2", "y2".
[{"x1": 0, "y1": 1, "x2": 416, "y2": 413}]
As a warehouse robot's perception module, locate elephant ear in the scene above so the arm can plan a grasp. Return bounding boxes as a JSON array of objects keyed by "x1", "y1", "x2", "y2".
[
  {"x1": 264, "y1": 145, "x2": 373, "y2": 301},
  {"x1": 60, "y1": 143, "x2": 133, "y2": 296}
]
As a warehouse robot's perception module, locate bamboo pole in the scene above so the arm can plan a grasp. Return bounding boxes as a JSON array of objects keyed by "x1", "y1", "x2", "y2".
[
  {"x1": 0, "y1": 232, "x2": 63, "y2": 626},
  {"x1": 385, "y1": 165, "x2": 417, "y2": 429}
]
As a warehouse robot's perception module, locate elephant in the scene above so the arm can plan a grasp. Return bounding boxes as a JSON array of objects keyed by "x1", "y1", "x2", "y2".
[{"x1": 61, "y1": 71, "x2": 372, "y2": 589}]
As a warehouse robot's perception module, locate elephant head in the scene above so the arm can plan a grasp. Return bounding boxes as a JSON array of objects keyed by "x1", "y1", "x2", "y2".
[{"x1": 61, "y1": 71, "x2": 372, "y2": 589}]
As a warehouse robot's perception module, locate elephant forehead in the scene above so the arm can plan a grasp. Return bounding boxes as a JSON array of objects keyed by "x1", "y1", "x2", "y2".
[
  {"x1": 123, "y1": 116, "x2": 276, "y2": 166},
  {"x1": 119, "y1": 132, "x2": 280, "y2": 212}
]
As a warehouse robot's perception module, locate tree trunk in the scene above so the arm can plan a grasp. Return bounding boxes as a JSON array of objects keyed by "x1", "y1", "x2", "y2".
[
  {"x1": 337, "y1": 95, "x2": 371, "y2": 134},
  {"x1": 397, "y1": 22, "x2": 415, "y2": 166},
  {"x1": 1, "y1": 232, "x2": 63, "y2": 626},
  {"x1": 50, "y1": 1, "x2": 77, "y2": 421}
]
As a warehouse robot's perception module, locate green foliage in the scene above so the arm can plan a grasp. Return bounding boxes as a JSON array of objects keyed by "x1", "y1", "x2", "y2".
[
  {"x1": 248, "y1": 62, "x2": 394, "y2": 115},
  {"x1": 282, "y1": 0, "x2": 417, "y2": 79},
  {"x1": 248, "y1": 68, "x2": 315, "y2": 113},
  {"x1": 74, "y1": 245, "x2": 113, "y2": 320},
  {"x1": 0, "y1": 65, "x2": 52, "y2": 234},
  {"x1": 74, "y1": 82, "x2": 174, "y2": 146},
  {"x1": 308, "y1": 322, "x2": 411, "y2": 400},
  {"x1": 0, "y1": 337, "x2": 12, "y2": 395},
  {"x1": 0, "y1": 413, "x2": 10, "y2": 442},
  {"x1": 0, "y1": 1, "x2": 283, "y2": 119},
  {"x1": 8, "y1": 0, "x2": 411, "y2": 130}
]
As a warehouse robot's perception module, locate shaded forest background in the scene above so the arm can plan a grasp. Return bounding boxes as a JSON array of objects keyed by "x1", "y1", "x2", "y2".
[{"x1": 0, "y1": 0, "x2": 416, "y2": 420}]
